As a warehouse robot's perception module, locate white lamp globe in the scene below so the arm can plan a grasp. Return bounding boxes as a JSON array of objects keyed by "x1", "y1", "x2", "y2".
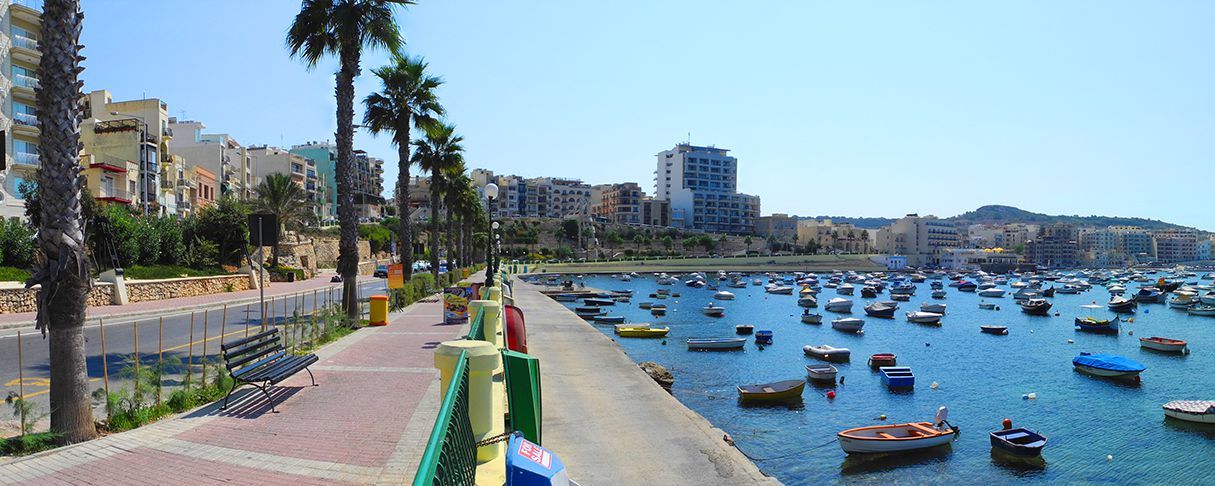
[{"x1": 484, "y1": 183, "x2": 499, "y2": 199}]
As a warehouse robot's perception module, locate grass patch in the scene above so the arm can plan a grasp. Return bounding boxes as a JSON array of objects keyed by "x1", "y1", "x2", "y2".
[
  {"x1": 0, "y1": 266, "x2": 30, "y2": 282},
  {"x1": 123, "y1": 265, "x2": 229, "y2": 280},
  {"x1": 0, "y1": 432, "x2": 60, "y2": 456}
]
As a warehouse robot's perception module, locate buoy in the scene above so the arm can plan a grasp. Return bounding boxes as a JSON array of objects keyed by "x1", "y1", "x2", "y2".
[
  {"x1": 1002, "y1": 418, "x2": 1013, "y2": 429},
  {"x1": 879, "y1": 414, "x2": 887, "y2": 421},
  {"x1": 1022, "y1": 394, "x2": 1029, "y2": 400},
  {"x1": 1107, "y1": 454, "x2": 1114, "y2": 461},
  {"x1": 661, "y1": 340, "x2": 667, "y2": 345},
  {"x1": 1067, "y1": 339, "x2": 1074, "y2": 344},
  {"x1": 1144, "y1": 309, "x2": 1149, "y2": 314},
  {"x1": 1028, "y1": 392, "x2": 1037, "y2": 400},
  {"x1": 826, "y1": 390, "x2": 836, "y2": 399},
  {"x1": 925, "y1": 342, "x2": 931, "y2": 347},
  {"x1": 1128, "y1": 330, "x2": 1134, "y2": 336},
  {"x1": 1129, "y1": 317, "x2": 1135, "y2": 323},
  {"x1": 930, "y1": 381, "x2": 940, "y2": 389},
  {"x1": 1030, "y1": 330, "x2": 1035, "y2": 334}
]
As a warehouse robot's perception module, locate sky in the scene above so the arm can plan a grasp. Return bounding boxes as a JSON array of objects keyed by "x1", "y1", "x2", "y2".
[{"x1": 78, "y1": 1, "x2": 1215, "y2": 230}]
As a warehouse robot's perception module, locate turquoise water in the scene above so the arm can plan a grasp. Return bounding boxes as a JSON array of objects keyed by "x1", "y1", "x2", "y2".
[{"x1": 561, "y1": 274, "x2": 1215, "y2": 485}]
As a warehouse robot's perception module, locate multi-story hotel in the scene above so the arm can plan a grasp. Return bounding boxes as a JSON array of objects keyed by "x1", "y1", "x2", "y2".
[
  {"x1": 290, "y1": 141, "x2": 337, "y2": 221},
  {"x1": 875, "y1": 214, "x2": 961, "y2": 267},
  {"x1": 0, "y1": 0, "x2": 41, "y2": 220},
  {"x1": 1151, "y1": 228, "x2": 1199, "y2": 263},
  {"x1": 1024, "y1": 223, "x2": 1080, "y2": 268},
  {"x1": 654, "y1": 143, "x2": 760, "y2": 234}
]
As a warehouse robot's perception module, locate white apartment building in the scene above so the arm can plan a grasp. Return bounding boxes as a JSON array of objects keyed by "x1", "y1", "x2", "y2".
[
  {"x1": 0, "y1": 0, "x2": 41, "y2": 220},
  {"x1": 168, "y1": 118, "x2": 255, "y2": 201},
  {"x1": 654, "y1": 143, "x2": 760, "y2": 234},
  {"x1": 875, "y1": 214, "x2": 961, "y2": 267}
]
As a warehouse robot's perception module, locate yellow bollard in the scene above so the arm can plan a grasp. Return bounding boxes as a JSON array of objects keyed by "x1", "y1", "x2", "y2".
[
  {"x1": 485, "y1": 286, "x2": 502, "y2": 304},
  {"x1": 369, "y1": 295, "x2": 389, "y2": 326},
  {"x1": 469, "y1": 300, "x2": 503, "y2": 346},
  {"x1": 434, "y1": 340, "x2": 503, "y2": 462}
]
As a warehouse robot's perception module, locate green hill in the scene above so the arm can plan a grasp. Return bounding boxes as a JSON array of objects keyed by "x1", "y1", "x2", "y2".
[{"x1": 949, "y1": 205, "x2": 1193, "y2": 230}]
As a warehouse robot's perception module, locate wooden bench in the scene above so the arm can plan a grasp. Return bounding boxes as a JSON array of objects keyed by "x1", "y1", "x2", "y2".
[{"x1": 220, "y1": 329, "x2": 318, "y2": 412}]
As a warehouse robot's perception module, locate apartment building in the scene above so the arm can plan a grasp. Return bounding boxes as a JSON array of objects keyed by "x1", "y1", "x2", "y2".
[
  {"x1": 190, "y1": 165, "x2": 217, "y2": 211},
  {"x1": 249, "y1": 146, "x2": 327, "y2": 220},
  {"x1": 1025, "y1": 223, "x2": 1080, "y2": 268},
  {"x1": 640, "y1": 197, "x2": 670, "y2": 227},
  {"x1": 755, "y1": 213, "x2": 798, "y2": 240},
  {"x1": 78, "y1": 90, "x2": 171, "y2": 215},
  {"x1": 591, "y1": 182, "x2": 643, "y2": 224},
  {"x1": 874, "y1": 214, "x2": 961, "y2": 267},
  {"x1": 797, "y1": 218, "x2": 872, "y2": 254},
  {"x1": 352, "y1": 150, "x2": 384, "y2": 220},
  {"x1": 0, "y1": 0, "x2": 41, "y2": 219},
  {"x1": 168, "y1": 118, "x2": 255, "y2": 202},
  {"x1": 290, "y1": 141, "x2": 337, "y2": 220},
  {"x1": 654, "y1": 143, "x2": 760, "y2": 234},
  {"x1": 1151, "y1": 229, "x2": 1199, "y2": 263}
]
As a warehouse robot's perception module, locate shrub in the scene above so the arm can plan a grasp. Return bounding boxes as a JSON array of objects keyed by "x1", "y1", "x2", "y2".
[
  {"x1": 359, "y1": 224, "x2": 392, "y2": 254},
  {"x1": 181, "y1": 238, "x2": 219, "y2": 269},
  {"x1": 0, "y1": 219, "x2": 35, "y2": 268},
  {"x1": 191, "y1": 196, "x2": 249, "y2": 267}
]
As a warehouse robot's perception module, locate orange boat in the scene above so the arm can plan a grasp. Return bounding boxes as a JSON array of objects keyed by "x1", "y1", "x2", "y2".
[{"x1": 1139, "y1": 336, "x2": 1188, "y2": 354}]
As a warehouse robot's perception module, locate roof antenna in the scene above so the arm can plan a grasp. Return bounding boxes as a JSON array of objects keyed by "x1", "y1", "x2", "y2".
[{"x1": 687, "y1": 132, "x2": 691, "y2": 145}]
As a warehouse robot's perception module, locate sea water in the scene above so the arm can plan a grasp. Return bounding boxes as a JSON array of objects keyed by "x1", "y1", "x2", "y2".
[{"x1": 561, "y1": 274, "x2": 1215, "y2": 484}]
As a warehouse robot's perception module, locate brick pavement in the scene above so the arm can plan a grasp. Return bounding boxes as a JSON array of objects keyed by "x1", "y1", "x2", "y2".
[{"x1": 0, "y1": 299, "x2": 465, "y2": 485}]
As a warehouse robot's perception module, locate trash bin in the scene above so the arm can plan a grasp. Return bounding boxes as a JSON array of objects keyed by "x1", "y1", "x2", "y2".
[{"x1": 369, "y1": 295, "x2": 389, "y2": 326}]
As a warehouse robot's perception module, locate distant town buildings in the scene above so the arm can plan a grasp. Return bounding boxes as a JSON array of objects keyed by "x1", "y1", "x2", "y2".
[
  {"x1": 939, "y1": 248, "x2": 1020, "y2": 271},
  {"x1": 248, "y1": 146, "x2": 328, "y2": 220},
  {"x1": 472, "y1": 169, "x2": 672, "y2": 226},
  {"x1": 874, "y1": 214, "x2": 961, "y2": 267},
  {"x1": 654, "y1": 143, "x2": 760, "y2": 234},
  {"x1": 755, "y1": 213, "x2": 798, "y2": 240},
  {"x1": 797, "y1": 219, "x2": 872, "y2": 254},
  {"x1": 1025, "y1": 223, "x2": 1081, "y2": 268},
  {"x1": 591, "y1": 182, "x2": 643, "y2": 224}
]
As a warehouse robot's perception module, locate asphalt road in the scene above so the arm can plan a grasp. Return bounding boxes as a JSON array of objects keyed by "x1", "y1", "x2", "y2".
[{"x1": 0, "y1": 278, "x2": 391, "y2": 424}]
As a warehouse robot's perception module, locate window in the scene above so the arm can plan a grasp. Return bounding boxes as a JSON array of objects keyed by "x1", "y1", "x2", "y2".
[
  {"x1": 14, "y1": 139, "x2": 37, "y2": 156},
  {"x1": 101, "y1": 176, "x2": 115, "y2": 198},
  {"x1": 11, "y1": 177, "x2": 26, "y2": 199}
]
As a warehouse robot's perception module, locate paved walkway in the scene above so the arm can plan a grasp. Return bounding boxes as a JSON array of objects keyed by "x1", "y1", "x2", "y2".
[
  {"x1": 512, "y1": 281, "x2": 779, "y2": 485},
  {"x1": 0, "y1": 299, "x2": 462, "y2": 485}
]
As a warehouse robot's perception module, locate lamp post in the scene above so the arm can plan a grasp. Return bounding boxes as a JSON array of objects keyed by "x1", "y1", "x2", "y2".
[{"x1": 484, "y1": 183, "x2": 499, "y2": 286}]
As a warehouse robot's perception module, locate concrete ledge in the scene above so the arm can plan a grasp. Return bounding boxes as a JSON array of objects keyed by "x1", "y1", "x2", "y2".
[{"x1": 513, "y1": 281, "x2": 779, "y2": 485}]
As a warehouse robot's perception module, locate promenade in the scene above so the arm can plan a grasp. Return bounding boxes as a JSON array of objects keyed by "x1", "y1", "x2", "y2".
[{"x1": 0, "y1": 299, "x2": 460, "y2": 485}]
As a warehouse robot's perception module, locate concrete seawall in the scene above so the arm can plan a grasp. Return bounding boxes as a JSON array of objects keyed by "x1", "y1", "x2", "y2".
[{"x1": 514, "y1": 281, "x2": 779, "y2": 485}]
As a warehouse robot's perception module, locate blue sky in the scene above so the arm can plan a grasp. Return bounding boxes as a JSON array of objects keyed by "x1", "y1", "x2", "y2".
[{"x1": 79, "y1": 1, "x2": 1214, "y2": 230}]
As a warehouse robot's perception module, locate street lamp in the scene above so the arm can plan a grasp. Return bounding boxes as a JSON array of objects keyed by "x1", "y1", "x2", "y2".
[{"x1": 484, "y1": 183, "x2": 499, "y2": 286}]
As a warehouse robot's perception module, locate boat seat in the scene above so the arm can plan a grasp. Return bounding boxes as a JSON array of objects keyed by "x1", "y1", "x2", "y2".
[
  {"x1": 878, "y1": 432, "x2": 897, "y2": 439},
  {"x1": 1021, "y1": 440, "x2": 1047, "y2": 448},
  {"x1": 1000, "y1": 432, "x2": 1030, "y2": 441},
  {"x1": 908, "y1": 423, "x2": 940, "y2": 435}
]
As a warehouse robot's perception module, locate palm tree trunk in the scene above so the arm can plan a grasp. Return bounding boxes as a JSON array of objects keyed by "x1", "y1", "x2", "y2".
[
  {"x1": 445, "y1": 205, "x2": 455, "y2": 273},
  {"x1": 429, "y1": 167, "x2": 440, "y2": 281},
  {"x1": 396, "y1": 143, "x2": 412, "y2": 279},
  {"x1": 35, "y1": 0, "x2": 96, "y2": 445},
  {"x1": 336, "y1": 44, "x2": 361, "y2": 321}
]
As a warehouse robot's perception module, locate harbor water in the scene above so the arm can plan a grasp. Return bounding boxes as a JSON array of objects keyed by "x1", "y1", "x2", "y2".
[{"x1": 560, "y1": 274, "x2": 1215, "y2": 484}]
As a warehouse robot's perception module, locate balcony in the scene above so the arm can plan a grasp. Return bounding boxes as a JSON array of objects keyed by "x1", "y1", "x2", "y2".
[
  {"x1": 13, "y1": 73, "x2": 39, "y2": 92},
  {"x1": 11, "y1": 0, "x2": 41, "y2": 24},
  {"x1": 15, "y1": 152, "x2": 39, "y2": 167},
  {"x1": 13, "y1": 112, "x2": 39, "y2": 134}
]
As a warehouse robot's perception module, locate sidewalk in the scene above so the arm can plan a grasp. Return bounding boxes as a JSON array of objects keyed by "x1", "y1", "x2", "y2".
[
  {"x1": 0, "y1": 299, "x2": 462, "y2": 484},
  {"x1": 0, "y1": 272, "x2": 381, "y2": 330}
]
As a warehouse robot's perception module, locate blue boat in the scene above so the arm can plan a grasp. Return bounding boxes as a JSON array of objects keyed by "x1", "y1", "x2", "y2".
[
  {"x1": 755, "y1": 330, "x2": 773, "y2": 344},
  {"x1": 1072, "y1": 353, "x2": 1145, "y2": 380},
  {"x1": 879, "y1": 367, "x2": 915, "y2": 389},
  {"x1": 990, "y1": 428, "x2": 1048, "y2": 457}
]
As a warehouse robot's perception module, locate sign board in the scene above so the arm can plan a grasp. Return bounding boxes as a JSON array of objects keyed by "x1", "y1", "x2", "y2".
[
  {"x1": 387, "y1": 264, "x2": 405, "y2": 289},
  {"x1": 443, "y1": 286, "x2": 474, "y2": 325},
  {"x1": 247, "y1": 213, "x2": 279, "y2": 247}
]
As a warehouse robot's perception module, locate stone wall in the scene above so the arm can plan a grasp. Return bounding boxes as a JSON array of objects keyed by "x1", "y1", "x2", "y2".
[
  {"x1": 314, "y1": 237, "x2": 371, "y2": 267},
  {"x1": 126, "y1": 274, "x2": 253, "y2": 303},
  {"x1": 0, "y1": 283, "x2": 115, "y2": 314}
]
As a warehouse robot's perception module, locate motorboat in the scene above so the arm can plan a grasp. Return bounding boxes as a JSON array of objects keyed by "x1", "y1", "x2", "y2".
[
  {"x1": 957, "y1": 281, "x2": 977, "y2": 292},
  {"x1": 930, "y1": 289, "x2": 947, "y2": 299},
  {"x1": 1013, "y1": 288, "x2": 1041, "y2": 301},
  {"x1": 1187, "y1": 305, "x2": 1215, "y2": 316},
  {"x1": 1020, "y1": 298, "x2": 1052, "y2": 316},
  {"x1": 978, "y1": 288, "x2": 1006, "y2": 298},
  {"x1": 1202, "y1": 292, "x2": 1215, "y2": 305},
  {"x1": 575, "y1": 305, "x2": 605, "y2": 316},
  {"x1": 713, "y1": 290, "x2": 736, "y2": 301},
  {"x1": 920, "y1": 302, "x2": 947, "y2": 314},
  {"x1": 864, "y1": 301, "x2": 897, "y2": 318},
  {"x1": 906, "y1": 311, "x2": 944, "y2": 324},
  {"x1": 860, "y1": 286, "x2": 878, "y2": 298},
  {"x1": 1056, "y1": 285, "x2": 1083, "y2": 295},
  {"x1": 1108, "y1": 296, "x2": 1137, "y2": 313},
  {"x1": 583, "y1": 298, "x2": 615, "y2": 306},
  {"x1": 1135, "y1": 287, "x2": 1163, "y2": 303},
  {"x1": 1168, "y1": 291, "x2": 1197, "y2": 308},
  {"x1": 890, "y1": 293, "x2": 911, "y2": 302},
  {"x1": 728, "y1": 280, "x2": 747, "y2": 289},
  {"x1": 804, "y1": 344, "x2": 851, "y2": 362},
  {"x1": 891, "y1": 284, "x2": 916, "y2": 295},
  {"x1": 1072, "y1": 353, "x2": 1145, "y2": 380},
  {"x1": 880, "y1": 367, "x2": 915, "y2": 389},
  {"x1": 825, "y1": 298, "x2": 854, "y2": 313},
  {"x1": 650, "y1": 304, "x2": 667, "y2": 316},
  {"x1": 1162, "y1": 400, "x2": 1215, "y2": 424},
  {"x1": 735, "y1": 324, "x2": 754, "y2": 335},
  {"x1": 638, "y1": 302, "x2": 653, "y2": 309},
  {"x1": 838, "y1": 284, "x2": 856, "y2": 295},
  {"x1": 980, "y1": 325, "x2": 1009, "y2": 335},
  {"x1": 930, "y1": 281, "x2": 944, "y2": 290},
  {"x1": 755, "y1": 330, "x2": 773, "y2": 345},
  {"x1": 686, "y1": 338, "x2": 746, "y2": 350},
  {"x1": 1139, "y1": 336, "x2": 1188, "y2": 354},
  {"x1": 737, "y1": 380, "x2": 804, "y2": 403},
  {"x1": 614, "y1": 325, "x2": 669, "y2": 338},
  {"x1": 593, "y1": 315, "x2": 626, "y2": 324},
  {"x1": 979, "y1": 302, "x2": 998, "y2": 310},
  {"x1": 766, "y1": 285, "x2": 794, "y2": 295},
  {"x1": 832, "y1": 317, "x2": 865, "y2": 333},
  {"x1": 752, "y1": 279, "x2": 764, "y2": 286},
  {"x1": 806, "y1": 364, "x2": 838, "y2": 382},
  {"x1": 1074, "y1": 316, "x2": 1119, "y2": 334},
  {"x1": 553, "y1": 294, "x2": 578, "y2": 302},
  {"x1": 702, "y1": 304, "x2": 726, "y2": 317},
  {"x1": 801, "y1": 312, "x2": 824, "y2": 324},
  {"x1": 798, "y1": 296, "x2": 818, "y2": 308},
  {"x1": 868, "y1": 353, "x2": 897, "y2": 368},
  {"x1": 837, "y1": 407, "x2": 958, "y2": 454},
  {"x1": 990, "y1": 428, "x2": 1047, "y2": 457}
]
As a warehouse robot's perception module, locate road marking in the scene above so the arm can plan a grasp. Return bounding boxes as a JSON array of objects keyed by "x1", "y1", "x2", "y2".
[{"x1": 4, "y1": 377, "x2": 50, "y2": 387}]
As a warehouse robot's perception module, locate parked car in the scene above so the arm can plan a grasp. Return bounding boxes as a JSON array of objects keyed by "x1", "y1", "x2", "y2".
[{"x1": 373, "y1": 265, "x2": 388, "y2": 278}]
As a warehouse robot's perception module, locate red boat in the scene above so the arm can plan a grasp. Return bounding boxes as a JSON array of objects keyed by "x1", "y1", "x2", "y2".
[{"x1": 868, "y1": 353, "x2": 897, "y2": 368}]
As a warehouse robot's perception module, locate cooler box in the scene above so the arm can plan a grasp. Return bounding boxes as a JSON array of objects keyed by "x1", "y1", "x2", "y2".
[{"x1": 506, "y1": 433, "x2": 570, "y2": 486}]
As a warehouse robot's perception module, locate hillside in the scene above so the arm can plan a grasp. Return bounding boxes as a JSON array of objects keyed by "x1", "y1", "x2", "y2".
[{"x1": 949, "y1": 205, "x2": 1194, "y2": 231}]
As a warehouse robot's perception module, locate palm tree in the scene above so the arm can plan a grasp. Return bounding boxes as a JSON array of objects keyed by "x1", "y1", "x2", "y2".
[
  {"x1": 441, "y1": 163, "x2": 470, "y2": 270},
  {"x1": 363, "y1": 53, "x2": 444, "y2": 279},
  {"x1": 31, "y1": 0, "x2": 96, "y2": 444},
  {"x1": 413, "y1": 123, "x2": 464, "y2": 280},
  {"x1": 253, "y1": 173, "x2": 316, "y2": 266},
  {"x1": 288, "y1": 0, "x2": 407, "y2": 320}
]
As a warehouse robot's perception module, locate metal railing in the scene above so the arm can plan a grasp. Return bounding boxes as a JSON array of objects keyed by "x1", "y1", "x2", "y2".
[
  {"x1": 465, "y1": 307, "x2": 485, "y2": 341},
  {"x1": 13, "y1": 112, "x2": 38, "y2": 127},
  {"x1": 14, "y1": 73, "x2": 39, "y2": 90},
  {"x1": 413, "y1": 349, "x2": 477, "y2": 486},
  {"x1": 12, "y1": 35, "x2": 37, "y2": 50},
  {"x1": 12, "y1": 0, "x2": 42, "y2": 11},
  {"x1": 15, "y1": 152, "x2": 39, "y2": 166}
]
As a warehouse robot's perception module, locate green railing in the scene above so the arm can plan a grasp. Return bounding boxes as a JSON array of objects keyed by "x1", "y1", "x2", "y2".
[
  {"x1": 465, "y1": 307, "x2": 485, "y2": 341},
  {"x1": 413, "y1": 350, "x2": 477, "y2": 486}
]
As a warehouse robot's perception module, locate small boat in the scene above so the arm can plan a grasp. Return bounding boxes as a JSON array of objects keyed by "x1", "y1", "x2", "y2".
[
  {"x1": 1187, "y1": 305, "x2": 1215, "y2": 316},
  {"x1": 957, "y1": 281, "x2": 977, "y2": 292},
  {"x1": 1135, "y1": 287, "x2": 1162, "y2": 303},
  {"x1": 1202, "y1": 292, "x2": 1215, "y2": 305},
  {"x1": 806, "y1": 364, "x2": 838, "y2": 382},
  {"x1": 1108, "y1": 296, "x2": 1137, "y2": 313},
  {"x1": 1162, "y1": 400, "x2": 1215, "y2": 424},
  {"x1": 825, "y1": 298, "x2": 853, "y2": 313},
  {"x1": 1168, "y1": 291, "x2": 1197, "y2": 308},
  {"x1": 801, "y1": 312, "x2": 823, "y2": 324},
  {"x1": 593, "y1": 315, "x2": 626, "y2": 324},
  {"x1": 650, "y1": 305, "x2": 667, "y2": 316},
  {"x1": 702, "y1": 304, "x2": 726, "y2": 317},
  {"x1": 891, "y1": 284, "x2": 916, "y2": 295},
  {"x1": 868, "y1": 353, "x2": 897, "y2": 368},
  {"x1": 797, "y1": 296, "x2": 818, "y2": 308},
  {"x1": 864, "y1": 301, "x2": 898, "y2": 318},
  {"x1": 638, "y1": 302, "x2": 653, "y2": 309},
  {"x1": 880, "y1": 367, "x2": 915, "y2": 389},
  {"x1": 980, "y1": 325, "x2": 1009, "y2": 335},
  {"x1": 832, "y1": 317, "x2": 865, "y2": 332},
  {"x1": 687, "y1": 338, "x2": 747, "y2": 350},
  {"x1": 930, "y1": 289, "x2": 947, "y2": 299},
  {"x1": 1020, "y1": 298, "x2": 1052, "y2": 316},
  {"x1": 574, "y1": 305, "x2": 602, "y2": 313},
  {"x1": 612, "y1": 296, "x2": 631, "y2": 303},
  {"x1": 990, "y1": 428, "x2": 1048, "y2": 457},
  {"x1": 736, "y1": 324, "x2": 754, "y2": 334},
  {"x1": 978, "y1": 288, "x2": 1007, "y2": 298},
  {"x1": 906, "y1": 311, "x2": 944, "y2": 324},
  {"x1": 755, "y1": 330, "x2": 773, "y2": 345},
  {"x1": 804, "y1": 344, "x2": 851, "y2": 362},
  {"x1": 890, "y1": 293, "x2": 911, "y2": 302},
  {"x1": 837, "y1": 407, "x2": 958, "y2": 454},
  {"x1": 1074, "y1": 315, "x2": 1118, "y2": 334},
  {"x1": 920, "y1": 302, "x2": 947, "y2": 314},
  {"x1": 553, "y1": 294, "x2": 578, "y2": 302},
  {"x1": 1072, "y1": 353, "x2": 1145, "y2": 380},
  {"x1": 713, "y1": 291, "x2": 735, "y2": 301},
  {"x1": 1139, "y1": 336, "x2": 1188, "y2": 354},
  {"x1": 837, "y1": 284, "x2": 856, "y2": 296},
  {"x1": 737, "y1": 379, "x2": 805, "y2": 403},
  {"x1": 861, "y1": 286, "x2": 878, "y2": 298},
  {"x1": 583, "y1": 298, "x2": 615, "y2": 306},
  {"x1": 614, "y1": 325, "x2": 669, "y2": 338},
  {"x1": 766, "y1": 286, "x2": 794, "y2": 295}
]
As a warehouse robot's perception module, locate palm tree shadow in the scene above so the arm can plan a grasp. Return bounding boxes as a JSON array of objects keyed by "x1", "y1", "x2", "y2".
[{"x1": 187, "y1": 386, "x2": 304, "y2": 419}]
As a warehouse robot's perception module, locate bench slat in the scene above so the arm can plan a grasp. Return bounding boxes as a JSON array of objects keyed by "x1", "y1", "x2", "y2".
[
  {"x1": 228, "y1": 344, "x2": 284, "y2": 371},
  {"x1": 222, "y1": 329, "x2": 279, "y2": 351},
  {"x1": 250, "y1": 355, "x2": 319, "y2": 385},
  {"x1": 225, "y1": 338, "x2": 278, "y2": 364},
  {"x1": 232, "y1": 351, "x2": 287, "y2": 379}
]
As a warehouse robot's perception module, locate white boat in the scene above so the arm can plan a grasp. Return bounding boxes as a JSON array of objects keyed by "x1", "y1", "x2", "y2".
[
  {"x1": 766, "y1": 285, "x2": 794, "y2": 295},
  {"x1": 837, "y1": 284, "x2": 855, "y2": 295},
  {"x1": 978, "y1": 288, "x2": 1006, "y2": 298},
  {"x1": 1188, "y1": 305, "x2": 1215, "y2": 316},
  {"x1": 838, "y1": 407, "x2": 959, "y2": 454},
  {"x1": 930, "y1": 289, "x2": 947, "y2": 299},
  {"x1": 806, "y1": 364, "x2": 838, "y2": 382},
  {"x1": 1139, "y1": 336, "x2": 1189, "y2": 354},
  {"x1": 797, "y1": 296, "x2": 818, "y2": 308},
  {"x1": 825, "y1": 298, "x2": 853, "y2": 313},
  {"x1": 752, "y1": 279, "x2": 764, "y2": 286},
  {"x1": 713, "y1": 291, "x2": 735, "y2": 300},
  {"x1": 920, "y1": 302, "x2": 947, "y2": 314},
  {"x1": 804, "y1": 344, "x2": 851, "y2": 361},
  {"x1": 1162, "y1": 400, "x2": 1215, "y2": 424},
  {"x1": 832, "y1": 317, "x2": 865, "y2": 332},
  {"x1": 686, "y1": 338, "x2": 746, "y2": 350},
  {"x1": 801, "y1": 313, "x2": 823, "y2": 324},
  {"x1": 979, "y1": 302, "x2": 998, "y2": 310},
  {"x1": 702, "y1": 304, "x2": 726, "y2": 317},
  {"x1": 906, "y1": 311, "x2": 944, "y2": 324},
  {"x1": 1203, "y1": 292, "x2": 1215, "y2": 305}
]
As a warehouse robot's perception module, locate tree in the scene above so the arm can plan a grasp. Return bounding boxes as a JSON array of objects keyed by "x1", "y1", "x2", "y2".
[
  {"x1": 364, "y1": 53, "x2": 444, "y2": 279},
  {"x1": 253, "y1": 173, "x2": 315, "y2": 266},
  {"x1": 413, "y1": 123, "x2": 464, "y2": 280},
  {"x1": 744, "y1": 236, "x2": 753, "y2": 253},
  {"x1": 288, "y1": 0, "x2": 408, "y2": 321},
  {"x1": 31, "y1": 0, "x2": 96, "y2": 444},
  {"x1": 633, "y1": 233, "x2": 645, "y2": 252},
  {"x1": 662, "y1": 235, "x2": 674, "y2": 252},
  {"x1": 559, "y1": 219, "x2": 579, "y2": 243},
  {"x1": 441, "y1": 162, "x2": 470, "y2": 269}
]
